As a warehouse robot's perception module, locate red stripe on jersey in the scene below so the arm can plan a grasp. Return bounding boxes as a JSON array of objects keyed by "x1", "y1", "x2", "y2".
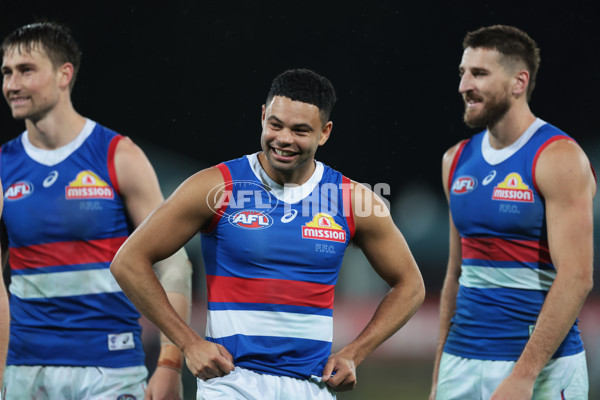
[
  {"x1": 9, "y1": 237, "x2": 128, "y2": 270},
  {"x1": 448, "y1": 139, "x2": 470, "y2": 191},
  {"x1": 207, "y1": 275, "x2": 335, "y2": 309},
  {"x1": 342, "y1": 176, "x2": 355, "y2": 239},
  {"x1": 461, "y1": 237, "x2": 552, "y2": 263},
  {"x1": 107, "y1": 135, "x2": 123, "y2": 195},
  {"x1": 202, "y1": 163, "x2": 232, "y2": 233},
  {"x1": 532, "y1": 135, "x2": 574, "y2": 196}
]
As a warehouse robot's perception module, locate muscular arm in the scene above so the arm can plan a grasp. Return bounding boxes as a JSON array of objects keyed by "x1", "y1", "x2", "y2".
[
  {"x1": 429, "y1": 143, "x2": 463, "y2": 400},
  {"x1": 110, "y1": 167, "x2": 235, "y2": 380},
  {"x1": 491, "y1": 139, "x2": 596, "y2": 400},
  {"x1": 322, "y1": 181, "x2": 425, "y2": 391},
  {"x1": 113, "y1": 137, "x2": 193, "y2": 398}
]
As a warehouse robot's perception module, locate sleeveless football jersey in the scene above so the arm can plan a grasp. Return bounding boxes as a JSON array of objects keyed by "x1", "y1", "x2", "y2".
[
  {"x1": 201, "y1": 153, "x2": 355, "y2": 379},
  {"x1": 445, "y1": 118, "x2": 584, "y2": 360},
  {"x1": 0, "y1": 119, "x2": 144, "y2": 367}
]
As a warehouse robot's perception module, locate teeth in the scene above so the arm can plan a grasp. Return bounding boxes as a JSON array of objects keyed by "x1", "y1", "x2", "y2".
[{"x1": 274, "y1": 149, "x2": 294, "y2": 156}]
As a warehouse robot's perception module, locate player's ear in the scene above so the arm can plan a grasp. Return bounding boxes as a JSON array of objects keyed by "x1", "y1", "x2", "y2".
[
  {"x1": 318, "y1": 121, "x2": 332, "y2": 146},
  {"x1": 512, "y1": 69, "x2": 529, "y2": 98},
  {"x1": 57, "y1": 62, "x2": 74, "y2": 91}
]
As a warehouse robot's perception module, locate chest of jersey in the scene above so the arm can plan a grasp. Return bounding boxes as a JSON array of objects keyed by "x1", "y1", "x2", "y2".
[
  {"x1": 1, "y1": 131, "x2": 128, "y2": 248},
  {"x1": 450, "y1": 148, "x2": 544, "y2": 240}
]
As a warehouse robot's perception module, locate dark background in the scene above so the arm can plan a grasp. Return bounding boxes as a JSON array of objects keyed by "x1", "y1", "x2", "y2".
[{"x1": 1, "y1": 1, "x2": 599, "y2": 292}]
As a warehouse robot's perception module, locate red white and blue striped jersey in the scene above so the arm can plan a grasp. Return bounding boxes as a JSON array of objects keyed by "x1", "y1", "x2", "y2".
[
  {"x1": 201, "y1": 153, "x2": 355, "y2": 379},
  {"x1": 446, "y1": 118, "x2": 585, "y2": 360},
  {"x1": 0, "y1": 120, "x2": 144, "y2": 367}
]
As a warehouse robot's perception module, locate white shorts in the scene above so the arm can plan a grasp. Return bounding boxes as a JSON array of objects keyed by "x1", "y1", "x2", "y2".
[
  {"x1": 196, "y1": 366, "x2": 336, "y2": 400},
  {"x1": 436, "y1": 351, "x2": 588, "y2": 400},
  {"x1": 3, "y1": 365, "x2": 147, "y2": 400}
]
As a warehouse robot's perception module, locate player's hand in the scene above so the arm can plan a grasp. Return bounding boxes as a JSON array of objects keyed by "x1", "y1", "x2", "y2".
[
  {"x1": 489, "y1": 374, "x2": 534, "y2": 400},
  {"x1": 321, "y1": 351, "x2": 357, "y2": 391},
  {"x1": 145, "y1": 366, "x2": 183, "y2": 400},
  {"x1": 183, "y1": 337, "x2": 235, "y2": 380}
]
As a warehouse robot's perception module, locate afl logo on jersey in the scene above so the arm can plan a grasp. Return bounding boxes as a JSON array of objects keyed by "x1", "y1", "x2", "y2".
[
  {"x1": 5, "y1": 181, "x2": 34, "y2": 201},
  {"x1": 228, "y1": 210, "x2": 273, "y2": 229},
  {"x1": 451, "y1": 176, "x2": 477, "y2": 194}
]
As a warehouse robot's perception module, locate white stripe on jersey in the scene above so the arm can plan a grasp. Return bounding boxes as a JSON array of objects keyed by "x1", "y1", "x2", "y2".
[
  {"x1": 459, "y1": 265, "x2": 556, "y2": 291},
  {"x1": 206, "y1": 310, "x2": 333, "y2": 342},
  {"x1": 10, "y1": 268, "x2": 122, "y2": 299}
]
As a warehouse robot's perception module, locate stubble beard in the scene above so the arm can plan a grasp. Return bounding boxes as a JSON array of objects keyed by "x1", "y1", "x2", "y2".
[{"x1": 463, "y1": 91, "x2": 511, "y2": 129}]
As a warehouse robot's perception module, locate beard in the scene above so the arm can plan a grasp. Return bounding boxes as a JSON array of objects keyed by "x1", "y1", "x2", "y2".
[{"x1": 463, "y1": 90, "x2": 511, "y2": 129}]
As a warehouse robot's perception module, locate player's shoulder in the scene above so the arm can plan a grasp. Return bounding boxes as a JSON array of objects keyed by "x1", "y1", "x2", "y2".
[
  {"x1": 442, "y1": 139, "x2": 470, "y2": 167},
  {"x1": 0, "y1": 133, "x2": 24, "y2": 154}
]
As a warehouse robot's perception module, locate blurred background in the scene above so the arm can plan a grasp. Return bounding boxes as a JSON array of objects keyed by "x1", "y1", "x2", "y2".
[{"x1": 1, "y1": 1, "x2": 599, "y2": 398}]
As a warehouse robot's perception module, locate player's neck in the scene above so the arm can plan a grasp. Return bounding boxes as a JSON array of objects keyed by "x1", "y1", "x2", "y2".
[
  {"x1": 258, "y1": 152, "x2": 316, "y2": 186},
  {"x1": 25, "y1": 103, "x2": 86, "y2": 150},
  {"x1": 487, "y1": 102, "x2": 536, "y2": 150}
]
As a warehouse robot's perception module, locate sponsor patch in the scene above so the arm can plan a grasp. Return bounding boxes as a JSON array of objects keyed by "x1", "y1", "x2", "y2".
[
  {"x1": 451, "y1": 176, "x2": 477, "y2": 194},
  {"x1": 228, "y1": 210, "x2": 273, "y2": 229},
  {"x1": 492, "y1": 173, "x2": 534, "y2": 203},
  {"x1": 108, "y1": 332, "x2": 135, "y2": 351},
  {"x1": 5, "y1": 181, "x2": 33, "y2": 201},
  {"x1": 65, "y1": 171, "x2": 114, "y2": 200},
  {"x1": 302, "y1": 213, "x2": 346, "y2": 243}
]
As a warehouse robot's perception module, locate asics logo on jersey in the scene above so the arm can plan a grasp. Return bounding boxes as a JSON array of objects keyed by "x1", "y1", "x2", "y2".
[
  {"x1": 5, "y1": 181, "x2": 33, "y2": 201},
  {"x1": 281, "y1": 209, "x2": 298, "y2": 223},
  {"x1": 452, "y1": 176, "x2": 477, "y2": 194},
  {"x1": 229, "y1": 210, "x2": 273, "y2": 229},
  {"x1": 482, "y1": 170, "x2": 496, "y2": 186},
  {"x1": 43, "y1": 170, "x2": 59, "y2": 187}
]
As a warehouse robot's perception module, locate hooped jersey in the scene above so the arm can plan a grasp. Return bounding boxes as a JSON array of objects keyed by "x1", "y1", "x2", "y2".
[
  {"x1": 0, "y1": 120, "x2": 144, "y2": 368},
  {"x1": 445, "y1": 119, "x2": 585, "y2": 360},
  {"x1": 201, "y1": 153, "x2": 355, "y2": 379}
]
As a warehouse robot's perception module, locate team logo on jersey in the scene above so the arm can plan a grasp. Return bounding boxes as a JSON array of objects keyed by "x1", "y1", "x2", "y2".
[
  {"x1": 207, "y1": 180, "x2": 278, "y2": 218},
  {"x1": 228, "y1": 210, "x2": 273, "y2": 229},
  {"x1": 301, "y1": 213, "x2": 346, "y2": 243},
  {"x1": 65, "y1": 171, "x2": 114, "y2": 200},
  {"x1": 4, "y1": 181, "x2": 34, "y2": 201},
  {"x1": 451, "y1": 176, "x2": 477, "y2": 194},
  {"x1": 492, "y1": 172, "x2": 534, "y2": 203}
]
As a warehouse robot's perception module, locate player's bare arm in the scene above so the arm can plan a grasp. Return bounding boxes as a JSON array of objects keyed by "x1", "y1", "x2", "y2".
[
  {"x1": 490, "y1": 139, "x2": 595, "y2": 400},
  {"x1": 114, "y1": 136, "x2": 195, "y2": 399},
  {"x1": 322, "y1": 181, "x2": 425, "y2": 391},
  {"x1": 429, "y1": 143, "x2": 465, "y2": 400},
  {"x1": 110, "y1": 167, "x2": 235, "y2": 380}
]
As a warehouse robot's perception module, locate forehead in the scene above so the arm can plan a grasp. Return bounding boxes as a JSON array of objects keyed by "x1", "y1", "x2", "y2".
[
  {"x1": 460, "y1": 47, "x2": 502, "y2": 70},
  {"x1": 2, "y1": 44, "x2": 50, "y2": 68},
  {"x1": 266, "y1": 96, "x2": 321, "y2": 121}
]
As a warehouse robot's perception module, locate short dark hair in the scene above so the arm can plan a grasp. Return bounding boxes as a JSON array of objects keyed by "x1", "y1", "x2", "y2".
[
  {"x1": 463, "y1": 25, "x2": 540, "y2": 100},
  {"x1": 266, "y1": 69, "x2": 337, "y2": 124},
  {"x1": 2, "y1": 22, "x2": 82, "y2": 90}
]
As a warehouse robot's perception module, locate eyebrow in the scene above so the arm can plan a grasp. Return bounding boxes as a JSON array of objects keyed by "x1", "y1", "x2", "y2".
[
  {"x1": 267, "y1": 115, "x2": 313, "y2": 131},
  {"x1": 1, "y1": 62, "x2": 36, "y2": 72}
]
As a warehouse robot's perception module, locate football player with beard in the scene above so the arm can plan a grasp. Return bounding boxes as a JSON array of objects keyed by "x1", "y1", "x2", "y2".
[{"x1": 430, "y1": 25, "x2": 596, "y2": 400}]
